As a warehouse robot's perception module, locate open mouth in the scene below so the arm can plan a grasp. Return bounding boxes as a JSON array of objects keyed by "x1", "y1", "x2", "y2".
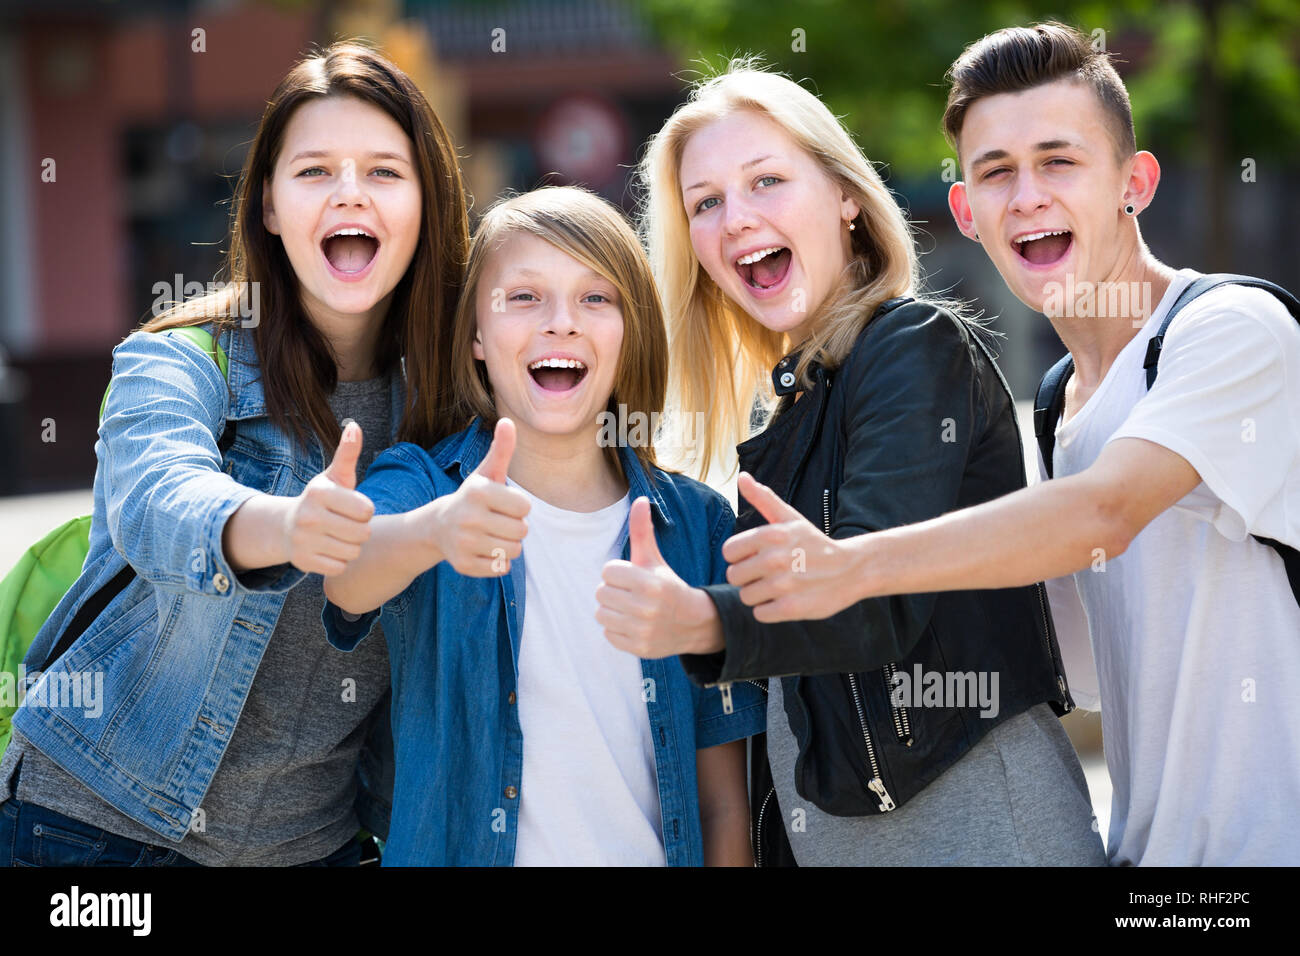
[
  {"x1": 1013, "y1": 229, "x2": 1072, "y2": 267},
  {"x1": 322, "y1": 227, "x2": 380, "y2": 275},
  {"x1": 528, "y1": 357, "x2": 589, "y2": 392},
  {"x1": 735, "y1": 246, "x2": 792, "y2": 290}
]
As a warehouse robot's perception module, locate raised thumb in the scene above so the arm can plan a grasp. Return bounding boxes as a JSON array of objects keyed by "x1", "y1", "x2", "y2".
[
  {"x1": 326, "y1": 421, "x2": 363, "y2": 490},
  {"x1": 628, "y1": 497, "x2": 664, "y2": 569},
  {"x1": 737, "y1": 471, "x2": 803, "y2": 525},
  {"x1": 473, "y1": 417, "x2": 516, "y2": 484}
]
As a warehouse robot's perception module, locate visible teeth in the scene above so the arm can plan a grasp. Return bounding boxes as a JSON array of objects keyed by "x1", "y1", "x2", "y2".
[
  {"x1": 1017, "y1": 229, "x2": 1069, "y2": 244},
  {"x1": 327, "y1": 227, "x2": 376, "y2": 239},
  {"x1": 528, "y1": 358, "x2": 586, "y2": 371},
  {"x1": 735, "y1": 246, "x2": 782, "y2": 266}
]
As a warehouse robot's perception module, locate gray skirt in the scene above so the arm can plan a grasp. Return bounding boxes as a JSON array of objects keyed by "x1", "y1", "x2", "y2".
[{"x1": 766, "y1": 679, "x2": 1107, "y2": 866}]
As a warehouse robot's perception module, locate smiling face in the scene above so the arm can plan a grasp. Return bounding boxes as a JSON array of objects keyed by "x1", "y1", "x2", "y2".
[
  {"x1": 472, "y1": 232, "x2": 625, "y2": 446},
  {"x1": 262, "y1": 95, "x2": 422, "y2": 331},
  {"x1": 949, "y1": 79, "x2": 1141, "y2": 314},
  {"x1": 679, "y1": 109, "x2": 860, "y2": 344}
]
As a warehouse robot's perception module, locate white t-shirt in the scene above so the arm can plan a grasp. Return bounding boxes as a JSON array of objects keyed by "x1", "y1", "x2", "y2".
[
  {"x1": 506, "y1": 481, "x2": 665, "y2": 866},
  {"x1": 1040, "y1": 269, "x2": 1300, "y2": 866}
]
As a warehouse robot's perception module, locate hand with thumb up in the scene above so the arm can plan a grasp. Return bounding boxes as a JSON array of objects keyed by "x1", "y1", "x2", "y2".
[
  {"x1": 721, "y1": 471, "x2": 849, "y2": 622},
  {"x1": 422, "y1": 417, "x2": 531, "y2": 576},
  {"x1": 283, "y1": 420, "x2": 376, "y2": 577},
  {"x1": 595, "y1": 496, "x2": 725, "y2": 659}
]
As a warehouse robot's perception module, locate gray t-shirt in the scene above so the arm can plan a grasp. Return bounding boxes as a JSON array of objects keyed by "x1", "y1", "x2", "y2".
[{"x1": 1, "y1": 374, "x2": 394, "y2": 865}]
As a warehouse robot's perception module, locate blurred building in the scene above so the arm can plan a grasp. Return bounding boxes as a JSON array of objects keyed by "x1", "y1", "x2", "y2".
[{"x1": 0, "y1": 0, "x2": 686, "y2": 494}]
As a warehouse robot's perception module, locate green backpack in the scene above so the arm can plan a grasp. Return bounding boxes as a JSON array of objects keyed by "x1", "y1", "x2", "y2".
[{"x1": 0, "y1": 326, "x2": 229, "y2": 757}]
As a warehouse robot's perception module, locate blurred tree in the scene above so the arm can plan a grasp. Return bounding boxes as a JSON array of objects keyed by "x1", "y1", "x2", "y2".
[{"x1": 638, "y1": 0, "x2": 1300, "y2": 262}]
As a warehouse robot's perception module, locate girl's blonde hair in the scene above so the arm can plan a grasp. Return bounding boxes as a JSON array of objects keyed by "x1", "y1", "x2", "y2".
[
  {"x1": 638, "y1": 57, "x2": 920, "y2": 479},
  {"x1": 448, "y1": 185, "x2": 669, "y2": 480}
]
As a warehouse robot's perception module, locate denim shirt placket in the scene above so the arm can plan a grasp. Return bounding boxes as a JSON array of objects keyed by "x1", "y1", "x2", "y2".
[{"x1": 461, "y1": 426, "x2": 693, "y2": 867}]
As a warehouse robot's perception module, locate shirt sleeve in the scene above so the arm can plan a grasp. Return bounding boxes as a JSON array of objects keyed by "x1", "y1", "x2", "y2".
[
  {"x1": 99, "y1": 329, "x2": 302, "y2": 597},
  {"x1": 1109, "y1": 287, "x2": 1300, "y2": 544},
  {"x1": 321, "y1": 443, "x2": 440, "y2": 651},
  {"x1": 693, "y1": 496, "x2": 766, "y2": 748}
]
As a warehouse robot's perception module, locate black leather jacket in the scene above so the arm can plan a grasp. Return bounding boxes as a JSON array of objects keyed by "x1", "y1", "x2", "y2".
[{"x1": 682, "y1": 297, "x2": 1073, "y2": 866}]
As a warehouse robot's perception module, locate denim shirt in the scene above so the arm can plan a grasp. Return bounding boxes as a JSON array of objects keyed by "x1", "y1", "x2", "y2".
[
  {"x1": 12, "y1": 322, "x2": 403, "y2": 841},
  {"x1": 322, "y1": 419, "x2": 766, "y2": 866}
]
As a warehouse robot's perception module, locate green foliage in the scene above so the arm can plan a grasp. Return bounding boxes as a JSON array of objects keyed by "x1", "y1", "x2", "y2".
[{"x1": 638, "y1": 0, "x2": 1300, "y2": 178}]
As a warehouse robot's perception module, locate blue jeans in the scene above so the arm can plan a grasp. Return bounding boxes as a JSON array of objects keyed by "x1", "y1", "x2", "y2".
[{"x1": 0, "y1": 797, "x2": 363, "y2": 867}]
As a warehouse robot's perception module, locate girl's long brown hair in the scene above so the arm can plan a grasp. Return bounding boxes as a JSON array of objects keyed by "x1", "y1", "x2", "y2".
[{"x1": 141, "y1": 40, "x2": 469, "y2": 458}]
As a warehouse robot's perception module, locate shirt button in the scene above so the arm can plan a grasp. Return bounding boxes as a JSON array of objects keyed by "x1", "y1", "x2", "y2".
[
  {"x1": 507, "y1": 691, "x2": 516, "y2": 705},
  {"x1": 779, "y1": 372, "x2": 796, "y2": 388},
  {"x1": 213, "y1": 573, "x2": 230, "y2": 593},
  {"x1": 504, "y1": 786, "x2": 518, "y2": 799}
]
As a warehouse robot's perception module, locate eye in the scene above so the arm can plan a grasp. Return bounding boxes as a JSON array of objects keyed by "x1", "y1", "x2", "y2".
[
  {"x1": 582, "y1": 292, "x2": 613, "y2": 304},
  {"x1": 694, "y1": 196, "x2": 720, "y2": 215},
  {"x1": 980, "y1": 167, "x2": 1009, "y2": 181},
  {"x1": 372, "y1": 168, "x2": 400, "y2": 178},
  {"x1": 1047, "y1": 158, "x2": 1075, "y2": 168},
  {"x1": 756, "y1": 174, "x2": 781, "y2": 188},
  {"x1": 297, "y1": 167, "x2": 326, "y2": 177},
  {"x1": 509, "y1": 292, "x2": 538, "y2": 302}
]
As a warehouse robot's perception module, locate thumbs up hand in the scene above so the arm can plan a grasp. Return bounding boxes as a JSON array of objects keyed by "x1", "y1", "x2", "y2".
[
  {"x1": 423, "y1": 417, "x2": 531, "y2": 576},
  {"x1": 596, "y1": 497, "x2": 724, "y2": 659},
  {"x1": 285, "y1": 420, "x2": 376, "y2": 576},
  {"x1": 722, "y1": 471, "x2": 849, "y2": 622}
]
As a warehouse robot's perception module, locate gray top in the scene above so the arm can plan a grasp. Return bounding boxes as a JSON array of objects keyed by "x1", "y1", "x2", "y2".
[
  {"x1": 1, "y1": 373, "x2": 395, "y2": 865},
  {"x1": 764, "y1": 679, "x2": 1108, "y2": 866}
]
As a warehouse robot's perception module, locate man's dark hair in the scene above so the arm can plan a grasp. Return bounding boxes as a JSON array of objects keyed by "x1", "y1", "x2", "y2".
[{"x1": 943, "y1": 22, "x2": 1136, "y2": 162}]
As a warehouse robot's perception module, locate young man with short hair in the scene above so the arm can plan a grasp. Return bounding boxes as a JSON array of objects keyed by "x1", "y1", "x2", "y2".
[{"x1": 716, "y1": 22, "x2": 1300, "y2": 865}]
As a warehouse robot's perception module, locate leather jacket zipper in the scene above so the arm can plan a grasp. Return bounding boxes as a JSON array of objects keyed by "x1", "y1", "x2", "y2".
[
  {"x1": 754, "y1": 784, "x2": 776, "y2": 867},
  {"x1": 882, "y1": 661, "x2": 913, "y2": 746},
  {"x1": 826, "y1": 488, "x2": 895, "y2": 812}
]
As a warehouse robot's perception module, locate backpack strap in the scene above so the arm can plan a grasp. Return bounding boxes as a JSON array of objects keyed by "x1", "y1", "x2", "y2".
[
  {"x1": 1142, "y1": 273, "x2": 1300, "y2": 607},
  {"x1": 1144, "y1": 273, "x2": 1300, "y2": 388},
  {"x1": 1032, "y1": 352, "x2": 1075, "y2": 480}
]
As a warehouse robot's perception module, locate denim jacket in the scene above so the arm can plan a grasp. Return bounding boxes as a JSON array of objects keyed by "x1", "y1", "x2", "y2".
[
  {"x1": 13, "y1": 322, "x2": 403, "y2": 841},
  {"x1": 322, "y1": 419, "x2": 767, "y2": 866}
]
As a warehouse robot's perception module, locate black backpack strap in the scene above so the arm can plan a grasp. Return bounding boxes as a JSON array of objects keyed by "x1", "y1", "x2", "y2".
[
  {"x1": 1144, "y1": 273, "x2": 1300, "y2": 388},
  {"x1": 1254, "y1": 535, "x2": 1300, "y2": 607},
  {"x1": 1033, "y1": 353, "x2": 1075, "y2": 480},
  {"x1": 1142, "y1": 273, "x2": 1300, "y2": 607}
]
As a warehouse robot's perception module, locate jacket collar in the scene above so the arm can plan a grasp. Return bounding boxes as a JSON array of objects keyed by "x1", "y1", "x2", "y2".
[
  {"x1": 436, "y1": 417, "x2": 674, "y2": 529},
  {"x1": 771, "y1": 348, "x2": 826, "y2": 397},
  {"x1": 769, "y1": 296, "x2": 915, "y2": 396},
  {"x1": 217, "y1": 322, "x2": 406, "y2": 445}
]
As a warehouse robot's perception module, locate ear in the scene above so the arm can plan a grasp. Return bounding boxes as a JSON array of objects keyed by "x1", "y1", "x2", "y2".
[
  {"x1": 840, "y1": 192, "x2": 861, "y2": 225},
  {"x1": 1121, "y1": 150, "x2": 1161, "y2": 215},
  {"x1": 947, "y1": 181, "x2": 978, "y2": 242},
  {"x1": 471, "y1": 326, "x2": 485, "y2": 362},
  {"x1": 262, "y1": 177, "x2": 280, "y2": 236}
]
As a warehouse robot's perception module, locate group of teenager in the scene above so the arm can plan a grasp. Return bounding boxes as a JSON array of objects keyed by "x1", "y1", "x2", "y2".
[{"x1": 1, "y1": 20, "x2": 1296, "y2": 868}]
